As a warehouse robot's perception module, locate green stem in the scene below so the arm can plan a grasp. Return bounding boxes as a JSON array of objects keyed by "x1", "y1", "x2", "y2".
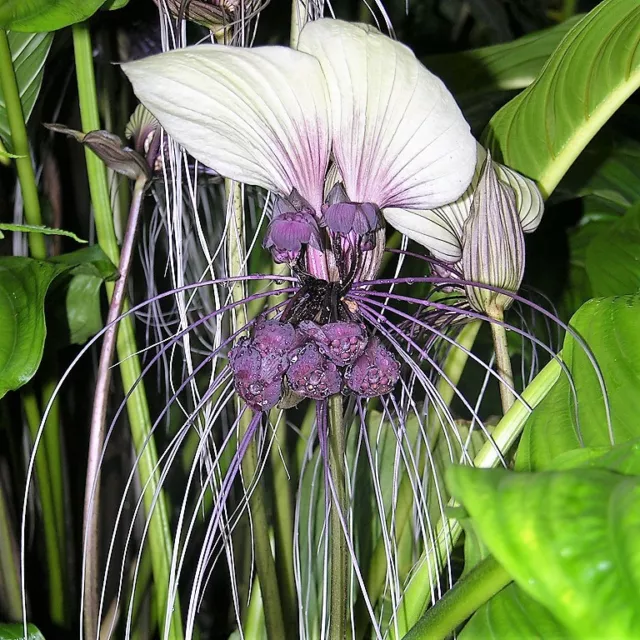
[
  {"x1": 22, "y1": 391, "x2": 65, "y2": 625},
  {"x1": 83, "y1": 178, "x2": 147, "y2": 640},
  {"x1": 328, "y1": 395, "x2": 349, "y2": 639},
  {"x1": 0, "y1": 29, "x2": 69, "y2": 626},
  {"x1": 489, "y1": 308, "x2": 516, "y2": 414},
  {"x1": 402, "y1": 556, "x2": 511, "y2": 640},
  {"x1": 72, "y1": 23, "x2": 183, "y2": 640},
  {"x1": 359, "y1": 321, "x2": 481, "y2": 634},
  {"x1": 0, "y1": 480, "x2": 21, "y2": 621},
  {"x1": 0, "y1": 30, "x2": 46, "y2": 259},
  {"x1": 226, "y1": 180, "x2": 286, "y2": 640},
  {"x1": 392, "y1": 356, "x2": 562, "y2": 638}
]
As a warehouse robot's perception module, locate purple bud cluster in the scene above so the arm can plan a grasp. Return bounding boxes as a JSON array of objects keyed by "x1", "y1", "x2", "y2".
[{"x1": 228, "y1": 318, "x2": 400, "y2": 411}]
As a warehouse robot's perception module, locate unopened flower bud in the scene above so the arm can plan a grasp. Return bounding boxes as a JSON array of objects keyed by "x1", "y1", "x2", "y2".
[
  {"x1": 299, "y1": 320, "x2": 368, "y2": 367},
  {"x1": 461, "y1": 151, "x2": 525, "y2": 317},
  {"x1": 287, "y1": 344, "x2": 341, "y2": 400},
  {"x1": 345, "y1": 337, "x2": 400, "y2": 397},
  {"x1": 229, "y1": 340, "x2": 285, "y2": 411},
  {"x1": 321, "y1": 183, "x2": 382, "y2": 238},
  {"x1": 46, "y1": 123, "x2": 151, "y2": 183}
]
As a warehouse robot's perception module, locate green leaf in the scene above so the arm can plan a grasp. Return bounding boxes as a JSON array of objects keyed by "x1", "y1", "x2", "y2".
[
  {"x1": 0, "y1": 31, "x2": 52, "y2": 151},
  {"x1": 448, "y1": 466, "x2": 640, "y2": 638},
  {"x1": 0, "y1": 0, "x2": 106, "y2": 31},
  {"x1": 102, "y1": 0, "x2": 129, "y2": 8},
  {"x1": 0, "y1": 223, "x2": 86, "y2": 243},
  {"x1": 585, "y1": 201, "x2": 640, "y2": 297},
  {"x1": 426, "y1": 16, "x2": 583, "y2": 98},
  {"x1": 0, "y1": 623, "x2": 45, "y2": 639},
  {"x1": 517, "y1": 294, "x2": 640, "y2": 470},
  {"x1": 460, "y1": 583, "x2": 568, "y2": 639},
  {"x1": 49, "y1": 245, "x2": 118, "y2": 345},
  {"x1": 551, "y1": 437, "x2": 640, "y2": 475},
  {"x1": 0, "y1": 257, "x2": 68, "y2": 399},
  {"x1": 485, "y1": 0, "x2": 640, "y2": 198}
]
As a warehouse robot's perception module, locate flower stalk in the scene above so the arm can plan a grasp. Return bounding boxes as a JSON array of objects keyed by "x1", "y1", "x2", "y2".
[
  {"x1": 226, "y1": 179, "x2": 286, "y2": 640},
  {"x1": 327, "y1": 394, "x2": 349, "y2": 639},
  {"x1": 72, "y1": 23, "x2": 183, "y2": 640},
  {"x1": 402, "y1": 556, "x2": 512, "y2": 640}
]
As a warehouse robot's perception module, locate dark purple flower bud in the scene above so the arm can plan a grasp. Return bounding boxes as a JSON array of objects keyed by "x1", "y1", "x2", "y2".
[
  {"x1": 263, "y1": 205, "x2": 321, "y2": 264},
  {"x1": 286, "y1": 344, "x2": 342, "y2": 400},
  {"x1": 299, "y1": 320, "x2": 368, "y2": 367},
  {"x1": 321, "y1": 183, "x2": 382, "y2": 237},
  {"x1": 229, "y1": 341, "x2": 284, "y2": 412},
  {"x1": 252, "y1": 319, "x2": 300, "y2": 359},
  {"x1": 345, "y1": 337, "x2": 400, "y2": 398}
]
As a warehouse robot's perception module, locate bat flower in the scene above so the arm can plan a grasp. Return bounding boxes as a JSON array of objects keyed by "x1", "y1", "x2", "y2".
[{"x1": 123, "y1": 17, "x2": 477, "y2": 280}]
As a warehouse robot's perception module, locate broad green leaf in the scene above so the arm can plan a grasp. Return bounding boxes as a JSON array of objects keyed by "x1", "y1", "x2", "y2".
[
  {"x1": 426, "y1": 16, "x2": 582, "y2": 97},
  {"x1": 0, "y1": 223, "x2": 86, "y2": 243},
  {"x1": 517, "y1": 294, "x2": 640, "y2": 470},
  {"x1": 460, "y1": 583, "x2": 568, "y2": 639},
  {"x1": 485, "y1": 0, "x2": 640, "y2": 198},
  {"x1": 551, "y1": 438, "x2": 640, "y2": 475},
  {"x1": 0, "y1": 31, "x2": 52, "y2": 151},
  {"x1": 586, "y1": 201, "x2": 640, "y2": 296},
  {"x1": 103, "y1": 0, "x2": 129, "y2": 8},
  {"x1": 49, "y1": 245, "x2": 118, "y2": 345},
  {"x1": 448, "y1": 466, "x2": 640, "y2": 638},
  {"x1": 0, "y1": 257, "x2": 68, "y2": 399},
  {"x1": 0, "y1": 0, "x2": 106, "y2": 31},
  {"x1": 0, "y1": 623, "x2": 45, "y2": 639}
]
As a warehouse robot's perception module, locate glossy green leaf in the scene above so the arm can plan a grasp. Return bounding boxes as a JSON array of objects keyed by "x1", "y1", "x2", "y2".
[
  {"x1": 485, "y1": 0, "x2": 640, "y2": 198},
  {"x1": 102, "y1": 0, "x2": 129, "y2": 8},
  {"x1": 0, "y1": 223, "x2": 86, "y2": 243},
  {"x1": 517, "y1": 294, "x2": 640, "y2": 470},
  {"x1": 448, "y1": 466, "x2": 640, "y2": 638},
  {"x1": 460, "y1": 583, "x2": 568, "y2": 639},
  {"x1": 0, "y1": 257, "x2": 68, "y2": 399},
  {"x1": 551, "y1": 438, "x2": 640, "y2": 475},
  {"x1": 426, "y1": 16, "x2": 582, "y2": 98},
  {"x1": 0, "y1": 31, "x2": 52, "y2": 151},
  {"x1": 0, "y1": 623, "x2": 45, "y2": 639},
  {"x1": 0, "y1": 0, "x2": 106, "y2": 31},
  {"x1": 586, "y1": 201, "x2": 640, "y2": 296}
]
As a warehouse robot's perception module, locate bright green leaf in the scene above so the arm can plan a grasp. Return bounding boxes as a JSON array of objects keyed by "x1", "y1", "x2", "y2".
[
  {"x1": 551, "y1": 437, "x2": 640, "y2": 475},
  {"x1": 0, "y1": 623, "x2": 45, "y2": 639},
  {"x1": 0, "y1": 257, "x2": 68, "y2": 399},
  {"x1": 0, "y1": 0, "x2": 106, "y2": 31},
  {"x1": 426, "y1": 16, "x2": 583, "y2": 98},
  {"x1": 460, "y1": 583, "x2": 568, "y2": 639},
  {"x1": 102, "y1": 0, "x2": 129, "y2": 8},
  {"x1": 0, "y1": 31, "x2": 52, "y2": 151},
  {"x1": 0, "y1": 223, "x2": 87, "y2": 243},
  {"x1": 485, "y1": 0, "x2": 640, "y2": 198},
  {"x1": 448, "y1": 466, "x2": 640, "y2": 639},
  {"x1": 586, "y1": 201, "x2": 640, "y2": 297},
  {"x1": 517, "y1": 294, "x2": 640, "y2": 470}
]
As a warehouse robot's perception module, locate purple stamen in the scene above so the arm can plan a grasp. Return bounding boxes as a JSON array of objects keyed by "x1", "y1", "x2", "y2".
[
  {"x1": 287, "y1": 344, "x2": 342, "y2": 400},
  {"x1": 344, "y1": 336, "x2": 400, "y2": 398},
  {"x1": 299, "y1": 320, "x2": 368, "y2": 366}
]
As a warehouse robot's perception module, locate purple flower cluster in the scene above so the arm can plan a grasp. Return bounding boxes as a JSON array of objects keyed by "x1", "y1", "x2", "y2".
[{"x1": 229, "y1": 318, "x2": 400, "y2": 411}]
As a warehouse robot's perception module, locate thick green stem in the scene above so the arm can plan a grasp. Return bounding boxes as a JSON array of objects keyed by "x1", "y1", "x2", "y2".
[
  {"x1": 0, "y1": 480, "x2": 21, "y2": 621},
  {"x1": 359, "y1": 321, "x2": 481, "y2": 634},
  {"x1": 0, "y1": 30, "x2": 46, "y2": 259},
  {"x1": 392, "y1": 357, "x2": 562, "y2": 638},
  {"x1": 489, "y1": 308, "x2": 516, "y2": 414},
  {"x1": 402, "y1": 556, "x2": 511, "y2": 640},
  {"x1": 226, "y1": 180, "x2": 286, "y2": 640},
  {"x1": 328, "y1": 395, "x2": 349, "y2": 639},
  {"x1": 72, "y1": 23, "x2": 183, "y2": 640}
]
